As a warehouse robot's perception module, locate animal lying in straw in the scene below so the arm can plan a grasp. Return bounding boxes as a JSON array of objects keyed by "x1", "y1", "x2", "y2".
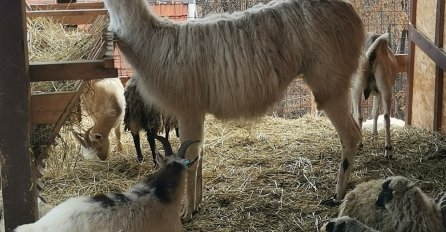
[
  {"x1": 103, "y1": 0, "x2": 364, "y2": 220},
  {"x1": 351, "y1": 33, "x2": 398, "y2": 158},
  {"x1": 321, "y1": 216, "x2": 379, "y2": 232},
  {"x1": 334, "y1": 176, "x2": 444, "y2": 232},
  {"x1": 124, "y1": 76, "x2": 179, "y2": 163},
  {"x1": 14, "y1": 137, "x2": 199, "y2": 232},
  {"x1": 73, "y1": 78, "x2": 125, "y2": 161}
]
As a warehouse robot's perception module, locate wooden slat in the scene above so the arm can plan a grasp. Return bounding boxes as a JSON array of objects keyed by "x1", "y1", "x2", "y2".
[
  {"x1": 26, "y1": 9, "x2": 107, "y2": 24},
  {"x1": 0, "y1": 0, "x2": 38, "y2": 230},
  {"x1": 406, "y1": 0, "x2": 417, "y2": 125},
  {"x1": 44, "y1": 81, "x2": 88, "y2": 145},
  {"x1": 409, "y1": 25, "x2": 446, "y2": 71},
  {"x1": 30, "y1": 60, "x2": 118, "y2": 82},
  {"x1": 31, "y1": 92, "x2": 75, "y2": 125},
  {"x1": 29, "y1": 2, "x2": 104, "y2": 11},
  {"x1": 395, "y1": 54, "x2": 408, "y2": 73},
  {"x1": 433, "y1": 0, "x2": 445, "y2": 131}
]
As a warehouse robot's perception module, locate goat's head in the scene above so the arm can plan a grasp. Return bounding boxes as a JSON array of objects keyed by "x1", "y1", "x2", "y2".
[
  {"x1": 375, "y1": 176, "x2": 416, "y2": 209},
  {"x1": 72, "y1": 127, "x2": 111, "y2": 161},
  {"x1": 153, "y1": 135, "x2": 200, "y2": 168}
]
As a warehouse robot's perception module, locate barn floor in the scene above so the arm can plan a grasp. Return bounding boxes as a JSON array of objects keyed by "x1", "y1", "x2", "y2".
[{"x1": 40, "y1": 114, "x2": 446, "y2": 231}]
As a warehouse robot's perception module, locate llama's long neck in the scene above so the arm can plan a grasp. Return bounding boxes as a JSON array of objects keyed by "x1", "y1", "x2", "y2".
[{"x1": 104, "y1": 0, "x2": 158, "y2": 38}]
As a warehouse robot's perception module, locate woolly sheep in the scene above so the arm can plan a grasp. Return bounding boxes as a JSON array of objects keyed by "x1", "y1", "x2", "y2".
[
  {"x1": 435, "y1": 192, "x2": 446, "y2": 230},
  {"x1": 351, "y1": 33, "x2": 398, "y2": 158},
  {"x1": 103, "y1": 0, "x2": 364, "y2": 219},
  {"x1": 124, "y1": 76, "x2": 179, "y2": 163},
  {"x1": 338, "y1": 176, "x2": 444, "y2": 232},
  {"x1": 73, "y1": 78, "x2": 125, "y2": 161},
  {"x1": 14, "y1": 137, "x2": 199, "y2": 232},
  {"x1": 321, "y1": 216, "x2": 379, "y2": 232}
]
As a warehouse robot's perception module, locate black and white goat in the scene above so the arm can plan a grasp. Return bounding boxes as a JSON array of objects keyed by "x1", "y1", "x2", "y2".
[
  {"x1": 124, "y1": 76, "x2": 179, "y2": 163},
  {"x1": 14, "y1": 137, "x2": 199, "y2": 232},
  {"x1": 351, "y1": 33, "x2": 398, "y2": 158},
  {"x1": 103, "y1": 0, "x2": 364, "y2": 219}
]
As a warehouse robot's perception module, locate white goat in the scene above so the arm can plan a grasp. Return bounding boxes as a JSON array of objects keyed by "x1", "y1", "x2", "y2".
[
  {"x1": 103, "y1": 0, "x2": 364, "y2": 219},
  {"x1": 14, "y1": 137, "x2": 199, "y2": 232},
  {"x1": 337, "y1": 176, "x2": 444, "y2": 232},
  {"x1": 73, "y1": 78, "x2": 125, "y2": 161},
  {"x1": 351, "y1": 33, "x2": 398, "y2": 158}
]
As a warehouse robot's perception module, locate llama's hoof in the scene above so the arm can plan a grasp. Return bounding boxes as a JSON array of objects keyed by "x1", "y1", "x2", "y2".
[{"x1": 181, "y1": 208, "x2": 194, "y2": 222}]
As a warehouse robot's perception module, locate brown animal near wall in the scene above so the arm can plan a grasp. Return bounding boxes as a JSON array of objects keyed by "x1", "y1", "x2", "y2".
[
  {"x1": 103, "y1": 0, "x2": 365, "y2": 220},
  {"x1": 352, "y1": 33, "x2": 398, "y2": 158}
]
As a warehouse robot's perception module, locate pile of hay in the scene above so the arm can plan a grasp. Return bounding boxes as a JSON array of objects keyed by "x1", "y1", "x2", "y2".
[{"x1": 41, "y1": 115, "x2": 446, "y2": 231}]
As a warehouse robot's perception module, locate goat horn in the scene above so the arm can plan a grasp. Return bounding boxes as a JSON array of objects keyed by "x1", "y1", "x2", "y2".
[
  {"x1": 154, "y1": 135, "x2": 173, "y2": 156},
  {"x1": 178, "y1": 140, "x2": 200, "y2": 159}
]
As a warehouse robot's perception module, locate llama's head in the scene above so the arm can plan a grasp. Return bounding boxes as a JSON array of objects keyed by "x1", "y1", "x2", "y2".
[
  {"x1": 73, "y1": 128, "x2": 111, "y2": 161},
  {"x1": 153, "y1": 135, "x2": 200, "y2": 169}
]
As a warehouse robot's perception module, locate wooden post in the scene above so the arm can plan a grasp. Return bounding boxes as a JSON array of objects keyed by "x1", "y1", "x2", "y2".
[{"x1": 0, "y1": 0, "x2": 38, "y2": 231}]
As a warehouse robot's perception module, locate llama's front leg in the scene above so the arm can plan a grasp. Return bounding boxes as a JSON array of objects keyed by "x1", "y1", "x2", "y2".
[
  {"x1": 351, "y1": 85, "x2": 363, "y2": 148},
  {"x1": 178, "y1": 114, "x2": 205, "y2": 221},
  {"x1": 320, "y1": 96, "x2": 361, "y2": 206},
  {"x1": 381, "y1": 93, "x2": 392, "y2": 158}
]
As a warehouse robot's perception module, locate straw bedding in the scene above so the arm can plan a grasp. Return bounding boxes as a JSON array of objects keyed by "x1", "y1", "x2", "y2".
[{"x1": 40, "y1": 114, "x2": 446, "y2": 231}]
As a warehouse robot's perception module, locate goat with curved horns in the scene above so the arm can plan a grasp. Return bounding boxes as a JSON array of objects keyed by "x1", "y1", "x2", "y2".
[{"x1": 103, "y1": 0, "x2": 365, "y2": 220}]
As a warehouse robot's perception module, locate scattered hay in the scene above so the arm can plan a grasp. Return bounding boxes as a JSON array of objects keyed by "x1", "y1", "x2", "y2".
[{"x1": 40, "y1": 115, "x2": 446, "y2": 231}]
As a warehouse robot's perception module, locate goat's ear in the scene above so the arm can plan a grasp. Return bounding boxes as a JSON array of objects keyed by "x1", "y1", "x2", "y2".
[
  {"x1": 90, "y1": 133, "x2": 103, "y2": 142},
  {"x1": 155, "y1": 151, "x2": 167, "y2": 167},
  {"x1": 72, "y1": 131, "x2": 88, "y2": 147}
]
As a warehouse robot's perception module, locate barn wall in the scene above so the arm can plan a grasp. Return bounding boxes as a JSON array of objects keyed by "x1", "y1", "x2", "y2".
[
  {"x1": 410, "y1": 0, "x2": 446, "y2": 132},
  {"x1": 412, "y1": 46, "x2": 436, "y2": 129}
]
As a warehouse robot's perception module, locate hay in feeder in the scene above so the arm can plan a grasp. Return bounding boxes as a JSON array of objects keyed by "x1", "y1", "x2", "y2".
[
  {"x1": 40, "y1": 115, "x2": 446, "y2": 231},
  {"x1": 28, "y1": 14, "x2": 107, "y2": 159}
]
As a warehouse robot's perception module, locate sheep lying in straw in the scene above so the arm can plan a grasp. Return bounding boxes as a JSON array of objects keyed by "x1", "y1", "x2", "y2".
[
  {"x1": 14, "y1": 137, "x2": 199, "y2": 232},
  {"x1": 103, "y1": 0, "x2": 364, "y2": 219},
  {"x1": 435, "y1": 192, "x2": 446, "y2": 231},
  {"x1": 320, "y1": 216, "x2": 379, "y2": 232},
  {"x1": 73, "y1": 78, "x2": 126, "y2": 161},
  {"x1": 332, "y1": 176, "x2": 444, "y2": 232},
  {"x1": 124, "y1": 76, "x2": 179, "y2": 163},
  {"x1": 351, "y1": 33, "x2": 398, "y2": 158}
]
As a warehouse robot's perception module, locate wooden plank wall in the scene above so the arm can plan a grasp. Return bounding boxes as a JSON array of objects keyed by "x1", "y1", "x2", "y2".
[{"x1": 408, "y1": 0, "x2": 446, "y2": 132}]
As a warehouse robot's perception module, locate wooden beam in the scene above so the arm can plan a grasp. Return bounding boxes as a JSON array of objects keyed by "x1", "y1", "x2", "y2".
[
  {"x1": 26, "y1": 9, "x2": 107, "y2": 25},
  {"x1": 409, "y1": 25, "x2": 446, "y2": 71},
  {"x1": 31, "y1": 92, "x2": 76, "y2": 125},
  {"x1": 30, "y1": 60, "x2": 118, "y2": 82},
  {"x1": 29, "y1": 2, "x2": 104, "y2": 11},
  {"x1": 406, "y1": 0, "x2": 417, "y2": 125},
  {"x1": 0, "y1": 0, "x2": 38, "y2": 230},
  {"x1": 434, "y1": 0, "x2": 445, "y2": 131}
]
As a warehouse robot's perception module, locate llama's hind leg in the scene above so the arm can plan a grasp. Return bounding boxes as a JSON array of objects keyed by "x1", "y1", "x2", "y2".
[
  {"x1": 381, "y1": 92, "x2": 392, "y2": 158},
  {"x1": 178, "y1": 114, "x2": 205, "y2": 221}
]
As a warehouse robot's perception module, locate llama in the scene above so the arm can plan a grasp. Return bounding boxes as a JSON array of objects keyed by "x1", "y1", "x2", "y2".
[
  {"x1": 14, "y1": 137, "x2": 199, "y2": 232},
  {"x1": 124, "y1": 76, "x2": 179, "y2": 163},
  {"x1": 73, "y1": 78, "x2": 125, "y2": 161},
  {"x1": 103, "y1": 0, "x2": 364, "y2": 220},
  {"x1": 351, "y1": 33, "x2": 398, "y2": 158}
]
